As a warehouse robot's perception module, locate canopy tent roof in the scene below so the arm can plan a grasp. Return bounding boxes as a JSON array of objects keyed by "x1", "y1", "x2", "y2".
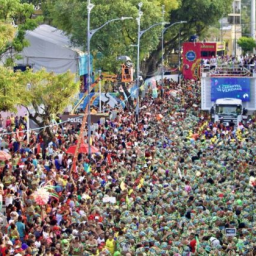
[{"x1": 16, "y1": 24, "x2": 84, "y2": 74}]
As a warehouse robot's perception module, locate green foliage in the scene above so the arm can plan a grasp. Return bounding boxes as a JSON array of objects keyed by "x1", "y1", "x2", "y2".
[
  {"x1": 0, "y1": 0, "x2": 42, "y2": 65},
  {"x1": 0, "y1": 66, "x2": 79, "y2": 140},
  {"x1": 44, "y1": 0, "x2": 234, "y2": 74},
  {"x1": 169, "y1": 0, "x2": 233, "y2": 35},
  {"x1": 203, "y1": 27, "x2": 221, "y2": 42},
  {"x1": 0, "y1": 67, "x2": 24, "y2": 111},
  {"x1": 149, "y1": 0, "x2": 234, "y2": 73},
  {"x1": 18, "y1": 69, "x2": 80, "y2": 116},
  {"x1": 241, "y1": 4, "x2": 250, "y2": 37},
  {"x1": 0, "y1": 22, "x2": 16, "y2": 53},
  {"x1": 237, "y1": 37, "x2": 256, "y2": 53},
  {"x1": 47, "y1": 0, "x2": 179, "y2": 72},
  {"x1": 0, "y1": 66, "x2": 79, "y2": 125}
]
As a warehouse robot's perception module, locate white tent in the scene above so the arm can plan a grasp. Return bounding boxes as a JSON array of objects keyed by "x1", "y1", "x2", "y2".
[{"x1": 16, "y1": 24, "x2": 83, "y2": 74}]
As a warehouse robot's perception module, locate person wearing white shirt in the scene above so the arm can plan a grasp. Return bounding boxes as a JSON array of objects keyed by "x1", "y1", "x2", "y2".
[
  {"x1": 5, "y1": 191, "x2": 14, "y2": 207},
  {"x1": 8, "y1": 184, "x2": 18, "y2": 193},
  {"x1": 67, "y1": 157, "x2": 72, "y2": 169},
  {"x1": 97, "y1": 233, "x2": 105, "y2": 245},
  {"x1": 58, "y1": 151, "x2": 63, "y2": 165},
  {"x1": 209, "y1": 237, "x2": 221, "y2": 248}
]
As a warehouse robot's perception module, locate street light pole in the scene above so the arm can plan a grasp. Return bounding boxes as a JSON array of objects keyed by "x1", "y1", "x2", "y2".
[
  {"x1": 251, "y1": 0, "x2": 256, "y2": 40},
  {"x1": 161, "y1": 5, "x2": 165, "y2": 98},
  {"x1": 135, "y1": 2, "x2": 167, "y2": 122},
  {"x1": 136, "y1": 2, "x2": 143, "y2": 123},
  {"x1": 87, "y1": 0, "x2": 132, "y2": 156},
  {"x1": 26, "y1": 111, "x2": 29, "y2": 145},
  {"x1": 87, "y1": 0, "x2": 93, "y2": 158},
  {"x1": 178, "y1": 28, "x2": 181, "y2": 72},
  {"x1": 99, "y1": 69, "x2": 102, "y2": 113},
  {"x1": 161, "y1": 21, "x2": 187, "y2": 85},
  {"x1": 235, "y1": 18, "x2": 237, "y2": 57}
]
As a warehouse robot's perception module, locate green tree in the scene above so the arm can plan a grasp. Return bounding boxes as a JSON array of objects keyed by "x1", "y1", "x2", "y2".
[
  {"x1": 45, "y1": 0, "x2": 233, "y2": 76},
  {"x1": 143, "y1": 0, "x2": 233, "y2": 74},
  {"x1": 0, "y1": 0, "x2": 42, "y2": 66},
  {"x1": 47, "y1": 0, "x2": 178, "y2": 74},
  {"x1": 0, "y1": 22, "x2": 16, "y2": 55},
  {"x1": 0, "y1": 67, "x2": 79, "y2": 141},
  {"x1": 0, "y1": 67, "x2": 24, "y2": 111},
  {"x1": 237, "y1": 36, "x2": 256, "y2": 53},
  {"x1": 17, "y1": 69, "x2": 80, "y2": 141},
  {"x1": 203, "y1": 27, "x2": 221, "y2": 42},
  {"x1": 241, "y1": 4, "x2": 251, "y2": 37}
]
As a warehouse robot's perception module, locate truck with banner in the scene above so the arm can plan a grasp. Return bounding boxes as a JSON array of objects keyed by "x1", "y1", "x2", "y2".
[
  {"x1": 201, "y1": 68, "x2": 256, "y2": 125},
  {"x1": 182, "y1": 42, "x2": 225, "y2": 80}
]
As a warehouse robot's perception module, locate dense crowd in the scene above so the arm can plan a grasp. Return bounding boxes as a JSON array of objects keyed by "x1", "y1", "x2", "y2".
[
  {"x1": 201, "y1": 54, "x2": 256, "y2": 71},
  {"x1": 0, "y1": 78, "x2": 255, "y2": 256}
]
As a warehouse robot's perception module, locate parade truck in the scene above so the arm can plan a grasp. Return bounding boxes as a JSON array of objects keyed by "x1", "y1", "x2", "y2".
[
  {"x1": 201, "y1": 68, "x2": 256, "y2": 126},
  {"x1": 182, "y1": 41, "x2": 225, "y2": 80},
  {"x1": 210, "y1": 98, "x2": 244, "y2": 126}
]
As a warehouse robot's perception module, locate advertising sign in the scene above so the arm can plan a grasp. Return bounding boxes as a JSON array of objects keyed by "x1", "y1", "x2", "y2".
[
  {"x1": 185, "y1": 51, "x2": 196, "y2": 62},
  {"x1": 61, "y1": 113, "x2": 109, "y2": 125},
  {"x1": 211, "y1": 78, "x2": 250, "y2": 102},
  {"x1": 225, "y1": 228, "x2": 236, "y2": 237}
]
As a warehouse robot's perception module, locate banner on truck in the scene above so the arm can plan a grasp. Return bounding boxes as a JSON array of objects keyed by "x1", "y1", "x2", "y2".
[{"x1": 211, "y1": 78, "x2": 250, "y2": 102}]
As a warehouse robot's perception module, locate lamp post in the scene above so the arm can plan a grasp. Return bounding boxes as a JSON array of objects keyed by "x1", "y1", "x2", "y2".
[
  {"x1": 87, "y1": 0, "x2": 132, "y2": 156},
  {"x1": 161, "y1": 21, "x2": 187, "y2": 90},
  {"x1": 135, "y1": 2, "x2": 167, "y2": 122},
  {"x1": 251, "y1": 0, "x2": 256, "y2": 40},
  {"x1": 135, "y1": 2, "x2": 143, "y2": 123},
  {"x1": 26, "y1": 111, "x2": 29, "y2": 145},
  {"x1": 98, "y1": 69, "x2": 102, "y2": 113},
  {"x1": 161, "y1": 5, "x2": 165, "y2": 98}
]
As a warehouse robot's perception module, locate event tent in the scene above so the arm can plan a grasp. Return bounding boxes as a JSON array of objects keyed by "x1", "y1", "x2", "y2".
[{"x1": 16, "y1": 24, "x2": 87, "y2": 75}]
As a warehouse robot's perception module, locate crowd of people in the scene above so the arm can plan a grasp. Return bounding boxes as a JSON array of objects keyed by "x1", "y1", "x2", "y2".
[
  {"x1": 0, "y1": 77, "x2": 255, "y2": 256},
  {"x1": 201, "y1": 54, "x2": 256, "y2": 72}
]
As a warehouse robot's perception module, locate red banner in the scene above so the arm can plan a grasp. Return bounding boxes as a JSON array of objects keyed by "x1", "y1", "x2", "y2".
[{"x1": 182, "y1": 42, "x2": 219, "y2": 80}]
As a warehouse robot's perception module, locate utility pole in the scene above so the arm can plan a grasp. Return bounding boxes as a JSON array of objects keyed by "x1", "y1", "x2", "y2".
[
  {"x1": 87, "y1": 0, "x2": 93, "y2": 158},
  {"x1": 235, "y1": 17, "x2": 237, "y2": 57},
  {"x1": 161, "y1": 5, "x2": 165, "y2": 98},
  {"x1": 178, "y1": 29, "x2": 181, "y2": 72},
  {"x1": 135, "y1": 2, "x2": 143, "y2": 123},
  {"x1": 252, "y1": 0, "x2": 256, "y2": 39}
]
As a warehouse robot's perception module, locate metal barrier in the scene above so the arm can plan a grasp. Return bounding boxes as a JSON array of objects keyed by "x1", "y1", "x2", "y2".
[{"x1": 201, "y1": 65, "x2": 251, "y2": 77}]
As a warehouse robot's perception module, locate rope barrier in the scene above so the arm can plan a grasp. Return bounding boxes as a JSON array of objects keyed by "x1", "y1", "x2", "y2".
[
  {"x1": 0, "y1": 85, "x2": 154, "y2": 137},
  {"x1": 0, "y1": 115, "x2": 84, "y2": 136}
]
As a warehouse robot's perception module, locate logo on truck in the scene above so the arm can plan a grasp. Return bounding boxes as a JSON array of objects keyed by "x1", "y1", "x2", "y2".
[{"x1": 186, "y1": 51, "x2": 196, "y2": 62}]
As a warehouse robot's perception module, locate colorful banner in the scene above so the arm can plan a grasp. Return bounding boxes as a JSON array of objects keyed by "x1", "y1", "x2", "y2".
[
  {"x1": 182, "y1": 42, "x2": 224, "y2": 80},
  {"x1": 79, "y1": 54, "x2": 93, "y2": 76},
  {"x1": 211, "y1": 78, "x2": 250, "y2": 102}
]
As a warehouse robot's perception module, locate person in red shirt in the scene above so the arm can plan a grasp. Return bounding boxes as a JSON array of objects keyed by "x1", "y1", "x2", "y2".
[
  {"x1": 189, "y1": 233, "x2": 197, "y2": 253},
  {"x1": 88, "y1": 210, "x2": 103, "y2": 223},
  {"x1": 0, "y1": 239, "x2": 12, "y2": 256},
  {"x1": 0, "y1": 243, "x2": 6, "y2": 256}
]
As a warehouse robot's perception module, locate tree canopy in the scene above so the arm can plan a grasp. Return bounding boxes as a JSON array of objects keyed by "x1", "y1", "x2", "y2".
[
  {"x1": 18, "y1": 69, "x2": 79, "y2": 139},
  {"x1": 0, "y1": 0, "x2": 42, "y2": 66},
  {"x1": 45, "y1": 0, "x2": 234, "y2": 75},
  {"x1": 237, "y1": 37, "x2": 256, "y2": 53},
  {"x1": 0, "y1": 67, "x2": 79, "y2": 140},
  {"x1": 0, "y1": 67, "x2": 24, "y2": 111},
  {"x1": 45, "y1": 0, "x2": 178, "y2": 74}
]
